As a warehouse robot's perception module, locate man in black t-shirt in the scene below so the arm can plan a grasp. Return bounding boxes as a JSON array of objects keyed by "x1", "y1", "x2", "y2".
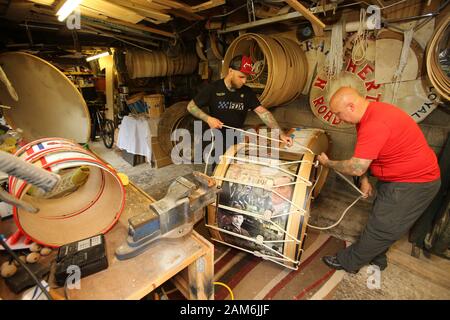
[{"x1": 187, "y1": 55, "x2": 293, "y2": 154}]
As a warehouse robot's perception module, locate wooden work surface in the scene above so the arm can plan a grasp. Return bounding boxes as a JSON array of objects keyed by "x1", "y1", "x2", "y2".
[{"x1": 0, "y1": 182, "x2": 214, "y2": 300}]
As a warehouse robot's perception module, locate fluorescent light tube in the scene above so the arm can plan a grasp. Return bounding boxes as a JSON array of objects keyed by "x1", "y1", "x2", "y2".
[
  {"x1": 56, "y1": 0, "x2": 82, "y2": 22},
  {"x1": 86, "y1": 51, "x2": 111, "y2": 62}
]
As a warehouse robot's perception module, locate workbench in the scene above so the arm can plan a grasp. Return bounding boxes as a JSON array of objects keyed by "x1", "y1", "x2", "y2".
[{"x1": 0, "y1": 182, "x2": 214, "y2": 300}]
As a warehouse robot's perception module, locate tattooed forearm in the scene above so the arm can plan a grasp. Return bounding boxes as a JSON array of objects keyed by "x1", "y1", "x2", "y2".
[
  {"x1": 254, "y1": 106, "x2": 280, "y2": 129},
  {"x1": 187, "y1": 100, "x2": 210, "y2": 122},
  {"x1": 326, "y1": 157, "x2": 371, "y2": 176}
]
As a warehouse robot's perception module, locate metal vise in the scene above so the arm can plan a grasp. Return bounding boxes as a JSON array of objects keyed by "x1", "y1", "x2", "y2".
[{"x1": 115, "y1": 172, "x2": 220, "y2": 260}]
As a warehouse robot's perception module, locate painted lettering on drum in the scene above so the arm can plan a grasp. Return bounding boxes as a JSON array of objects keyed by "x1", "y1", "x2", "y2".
[
  {"x1": 317, "y1": 105, "x2": 327, "y2": 114},
  {"x1": 312, "y1": 96, "x2": 341, "y2": 125},
  {"x1": 313, "y1": 77, "x2": 328, "y2": 90},
  {"x1": 411, "y1": 91, "x2": 438, "y2": 120},
  {"x1": 312, "y1": 96, "x2": 325, "y2": 108},
  {"x1": 346, "y1": 59, "x2": 357, "y2": 73},
  {"x1": 357, "y1": 64, "x2": 375, "y2": 81},
  {"x1": 365, "y1": 80, "x2": 381, "y2": 92},
  {"x1": 310, "y1": 57, "x2": 382, "y2": 127},
  {"x1": 323, "y1": 111, "x2": 333, "y2": 122},
  {"x1": 366, "y1": 94, "x2": 382, "y2": 102}
]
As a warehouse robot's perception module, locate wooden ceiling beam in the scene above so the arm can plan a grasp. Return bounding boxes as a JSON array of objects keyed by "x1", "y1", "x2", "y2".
[
  {"x1": 133, "y1": 0, "x2": 171, "y2": 11},
  {"x1": 284, "y1": 0, "x2": 325, "y2": 35},
  {"x1": 81, "y1": 0, "x2": 145, "y2": 24},
  {"x1": 190, "y1": 0, "x2": 225, "y2": 13},
  {"x1": 168, "y1": 8, "x2": 204, "y2": 21},
  {"x1": 79, "y1": 7, "x2": 175, "y2": 38},
  {"x1": 28, "y1": 0, "x2": 56, "y2": 5},
  {"x1": 109, "y1": 0, "x2": 171, "y2": 23}
]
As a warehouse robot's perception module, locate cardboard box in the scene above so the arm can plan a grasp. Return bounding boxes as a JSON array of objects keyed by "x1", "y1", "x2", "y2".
[
  {"x1": 148, "y1": 117, "x2": 160, "y2": 137},
  {"x1": 150, "y1": 136, "x2": 172, "y2": 168},
  {"x1": 144, "y1": 94, "x2": 165, "y2": 118},
  {"x1": 121, "y1": 149, "x2": 146, "y2": 166}
]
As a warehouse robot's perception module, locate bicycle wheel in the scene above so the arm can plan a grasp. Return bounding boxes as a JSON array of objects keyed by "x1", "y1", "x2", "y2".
[{"x1": 102, "y1": 119, "x2": 115, "y2": 149}]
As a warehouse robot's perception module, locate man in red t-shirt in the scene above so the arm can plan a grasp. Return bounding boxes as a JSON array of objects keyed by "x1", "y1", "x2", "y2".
[{"x1": 318, "y1": 87, "x2": 441, "y2": 273}]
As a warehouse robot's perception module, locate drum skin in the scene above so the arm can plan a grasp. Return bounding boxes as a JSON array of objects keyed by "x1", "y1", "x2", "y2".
[{"x1": 0, "y1": 52, "x2": 91, "y2": 143}]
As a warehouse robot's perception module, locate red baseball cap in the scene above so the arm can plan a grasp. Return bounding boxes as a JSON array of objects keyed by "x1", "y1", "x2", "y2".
[{"x1": 238, "y1": 56, "x2": 255, "y2": 75}]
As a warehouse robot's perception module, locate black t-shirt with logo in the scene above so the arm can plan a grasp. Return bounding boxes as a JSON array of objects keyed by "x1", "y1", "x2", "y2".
[{"x1": 193, "y1": 79, "x2": 261, "y2": 128}]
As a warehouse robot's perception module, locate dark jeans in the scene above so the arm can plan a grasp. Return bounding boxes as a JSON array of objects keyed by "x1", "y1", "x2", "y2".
[{"x1": 337, "y1": 178, "x2": 441, "y2": 272}]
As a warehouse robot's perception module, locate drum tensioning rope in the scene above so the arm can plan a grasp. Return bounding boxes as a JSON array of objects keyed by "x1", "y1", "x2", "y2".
[{"x1": 205, "y1": 125, "x2": 368, "y2": 231}]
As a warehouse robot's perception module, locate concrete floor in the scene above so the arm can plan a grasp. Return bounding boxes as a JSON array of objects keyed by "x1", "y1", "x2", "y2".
[{"x1": 90, "y1": 141, "x2": 450, "y2": 300}]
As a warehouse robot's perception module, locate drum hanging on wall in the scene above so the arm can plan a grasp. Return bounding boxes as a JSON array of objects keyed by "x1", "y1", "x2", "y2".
[
  {"x1": 9, "y1": 138, "x2": 125, "y2": 247},
  {"x1": 300, "y1": 36, "x2": 331, "y2": 95},
  {"x1": 309, "y1": 30, "x2": 438, "y2": 127},
  {"x1": 206, "y1": 128, "x2": 329, "y2": 270},
  {"x1": 374, "y1": 30, "x2": 423, "y2": 85},
  {"x1": 382, "y1": 78, "x2": 440, "y2": 122},
  {"x1": 0, "y1": 52, "x2": 91, "y2": 143},
  {"x1": 309, "y1": 56, "x2": 383, "y2": 128}
]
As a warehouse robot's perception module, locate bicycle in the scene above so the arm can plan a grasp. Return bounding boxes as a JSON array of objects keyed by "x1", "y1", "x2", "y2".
[{"x1": 89, "y1": 103, "x2": 115, "y2": 149}]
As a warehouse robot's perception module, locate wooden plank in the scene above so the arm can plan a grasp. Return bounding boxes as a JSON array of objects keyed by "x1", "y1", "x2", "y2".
[
  {"x1": 172, "y1": 269, "x2": 190, "y2": 297},
  {"x1": 28, "y1": 0, "x2": 55, "y2": 5},
  {"x1": 132, "y1": 0, "x2": 172, "y2": 11},
  {"x1": 152, "y1": 0, "x2": 188, "y2": 10},
  {"x1": 387, "y1": 247, "x2": 450, "y2": 290},
  {"x1": 109, "y1": 0, "x2": 171, "y2": 22},
  {"x1": 104, "y1": 54, "x2": 114, "y2": 120},
  {"x1": 82, "y1": 22, "x2": 160, "y2": 47},
  {"x1": 218, "y1": 3, "x2": 335, "y2": 34},
  {"x1": 80, "y1": 7, "x2": 175, "y2": 38},
  {"x1": 284, "y1": 0, "x2": 325, "y2": 34},
  {"x1": 107, "y1": 17, "x2": 176, "y2": 38},
  {"x1": 187, "y1": 233, "x2": 214, "y2": 300},
  {"x1": 191, "y1": 0, "x2": 225, "y2": 13},
  {"x1": 81, "y1": 15, "x2": 168, "y2": 41},
  {"x1": 81, "y1": 0, "x2": 145, "y2": 24},
  {"x1": 168, "y1": 8, "x2": 204, "y2": 21}
]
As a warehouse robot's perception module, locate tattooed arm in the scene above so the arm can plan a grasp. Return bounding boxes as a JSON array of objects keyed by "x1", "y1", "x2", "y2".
[
  {"x1": 187, "y1": 100, "x2": 223, "y2": 129},
  {"x1": 254, "y1": 106, "x2": 293, "y2": 146},
  {"x1": 317, "y1": 153, "x2": 372, "y2": 177},
  {"x1": 254, "y1": 106, "x2": 281, "y2": 129},
  {"x1": 359, "y1": 173, "x2": 373, "y2": 197}
]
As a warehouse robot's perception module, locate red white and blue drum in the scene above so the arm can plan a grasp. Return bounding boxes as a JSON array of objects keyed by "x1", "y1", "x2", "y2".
[{"x1": 9, "y1": 138, "x2": 125, "y2": 247}]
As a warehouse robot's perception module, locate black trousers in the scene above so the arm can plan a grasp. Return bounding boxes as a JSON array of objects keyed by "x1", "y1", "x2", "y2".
[{"x1": 337, "y1": 178, "x2": 441, "y2": 272}]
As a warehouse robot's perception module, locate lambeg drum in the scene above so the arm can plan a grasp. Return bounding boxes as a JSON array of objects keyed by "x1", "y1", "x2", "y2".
[
  {"x1": 9, "y1": 138, "x2": 125, "y2": 247},
  {"x1": 206, "y1": 128, "x2": 329, "y2": 269}
]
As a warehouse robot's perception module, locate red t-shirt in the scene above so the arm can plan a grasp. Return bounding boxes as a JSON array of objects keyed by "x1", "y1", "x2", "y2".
[{"x1": 353, "y1": 102, "x2": 440, "y2": 182}]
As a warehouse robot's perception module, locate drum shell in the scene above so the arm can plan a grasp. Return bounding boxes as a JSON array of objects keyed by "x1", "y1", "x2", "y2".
[
  {"x1": 9, "y1": 138, "x2": 125, "y2": 247},
  {"x1": 207, "y1": 128, "x2": 329, "y2": 268}
]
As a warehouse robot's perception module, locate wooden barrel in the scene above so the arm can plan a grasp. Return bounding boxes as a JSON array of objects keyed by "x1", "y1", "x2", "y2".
[
  {"x1": 9, "y1": 138, "x2": 125, "y2": 247},
  {"x1": 206, "y1": 128, "x2": 329, "y2": 269}
]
